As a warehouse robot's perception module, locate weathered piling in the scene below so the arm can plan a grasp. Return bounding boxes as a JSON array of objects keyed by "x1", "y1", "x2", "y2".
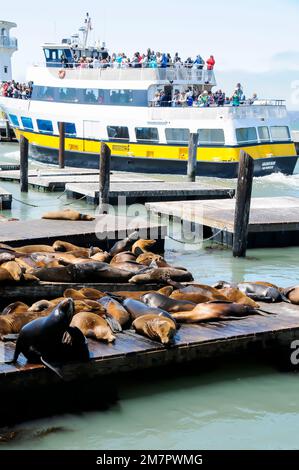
[
  {"x1": 187, "y1": 133, "x2": 198, "y2": 182},
  {"x1": 99, "y1": 143, "x2": 111, "y2": 214},
  {"x1": 58, "y1": 122, "x2": 65, "y2": 169},
  {"x1": 5, "y1": 119, "x2": 11, "y2": 141},
  {"x1": 20, "y1": 135, "x2": 29, "y2": 193},
  {"x1": 233, "y1": 151, "x2": 254, "y2": 257}
]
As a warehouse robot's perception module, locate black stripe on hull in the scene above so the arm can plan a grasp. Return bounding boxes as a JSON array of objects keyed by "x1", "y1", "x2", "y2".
[{"x1": 30, "y1": 146, "x2": 298, "y2": 178}]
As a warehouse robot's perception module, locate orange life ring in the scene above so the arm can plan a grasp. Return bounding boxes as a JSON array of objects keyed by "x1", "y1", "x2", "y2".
[{"x1": 58, "y1": 69, "x2": 66, "y2": 79}]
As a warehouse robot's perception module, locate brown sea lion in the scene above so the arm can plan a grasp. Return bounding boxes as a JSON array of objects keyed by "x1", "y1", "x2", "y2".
[
  {"x1": 71, "y1": 312, "x2": 116, "y2": 342},
  {"x1": 282, "y1": 286, "x2": 299, "y2": 305},
  {"x1": 109, "y1": 231, "x2": 139, "y2": 257},
  {"x1": 1, "y1": 261, "x2": 23, "y2": 281},
  {"x1": 132, "y1": 314, "x2": 177, "y2": 345},
  {"x1": 91, "y1": 252, "x2": 111, "y2": 263},
  {"x1": 109, "y1": 261, "x2": 147, "y2": 274},
  {"x1": 64, "y1": 289, "x2": 89, "y2": 300},
  {"x1": 98, "y1": 296, "x2": 130, "y2": 327},
  {"x1": 122, "y1": 298, "x2": 176, "y2": 324},
  {"x1": 0, "y1": 309, "x2": 49, "y2": 338},
  {"x1": 218, "y1": 287, "x2": 260, "y2": 308},
  {"x1": 42, "y1": 209, "x2": 95, "y2": 221},
  {"x1": 73, "y1": 300, "x2": 106, "y2": 316},
  {"x1": 129, "y1": 267, "x2": 193, "y2": 284},
  {"x1": 0, "y1": 243, "x2": 15, "y2": 251},
  {"x1": 136, "y1": 253, "x2": 167, "y2": 266},
  {"x1": 16, "y1": 245, "x2": 55, "y2": 254},
  {"x1": 252, "y1": 281, "x2": 279, "y2": 289},
  {"x1": 53, "y1": 240, "x2": 97, "y2": 253},
  {"x1": 110, "y1": 251, "x2": 137, "y2": 265},
  {"x1": 170, "y1": 285, "x2": 228, "y2": 303},
  {"x1": 29, "y1": 300, "x2": 55, "y2": 312},
  {"x1": 131, "y1": 239, "x2": 156, "y2": 256},
  {"x1": 0, "y1": 267, "x2": 14, "y2": 282},
  {"x1": 79, "y1": 288, "x2": 105, "y2": 300},
  {"x1": 2, "y1": 302, "x2": 29, "y2": 316},
  {"x1": 113, "y1": 286, "x2": 174, "y2": 301},
  {"x1": 172, "y1": 302, "x2": 260, "y2": 323},
  {"x1": 142, "y1": 292, "x2": 196, "y2": 313}
]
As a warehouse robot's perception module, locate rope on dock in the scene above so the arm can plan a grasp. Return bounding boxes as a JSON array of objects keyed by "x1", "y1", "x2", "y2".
[
  {"x1": 167, "y1": 226, "x2": 228, "y2": 245},
  {"x1": 12, "y1": 197, "x2": 38, "y2": 208}
]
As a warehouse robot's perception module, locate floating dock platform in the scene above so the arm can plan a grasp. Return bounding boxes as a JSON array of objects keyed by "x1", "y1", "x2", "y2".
[
  {"x1": 66, "y1": 182, "x2": 235, "y2": 205},
  {"x1": 0, "y1": 163, "x2": 20, "y2": 171},
  {"x1": 146, "y1": 196, "x2": 299, "y2": 248}
]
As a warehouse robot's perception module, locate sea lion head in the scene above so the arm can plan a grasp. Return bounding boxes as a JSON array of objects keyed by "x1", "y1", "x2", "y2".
[
  {"x1": 52, "y1": 298, "x2": 75, "y2": 325},
  {"x1": 146, "y1": 318, "x2": 176, "y2": 346}
]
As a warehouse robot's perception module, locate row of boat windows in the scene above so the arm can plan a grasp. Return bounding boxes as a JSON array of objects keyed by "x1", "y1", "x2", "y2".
[
  {"x1": 31, "y1": 86, "x2": 148, "y2": 106},
  {"x1": 9, "y1": 115, "x2": 291, "y2": 145}
]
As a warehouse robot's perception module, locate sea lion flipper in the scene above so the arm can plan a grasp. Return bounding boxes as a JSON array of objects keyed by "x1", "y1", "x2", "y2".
[
  {"x1": 41, "y1": 357, "x2": 64, "y2": 380},
  {"x1": 104, "y1": 314, "x2": 122, "y2": 333}
]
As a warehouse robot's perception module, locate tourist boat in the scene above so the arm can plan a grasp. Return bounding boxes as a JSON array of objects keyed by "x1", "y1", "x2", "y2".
[{"x1": 0, "y1": 14, "x2": 297, "y2": 177}]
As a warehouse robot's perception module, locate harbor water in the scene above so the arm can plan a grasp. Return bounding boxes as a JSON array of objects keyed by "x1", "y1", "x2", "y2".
[{"x1": 0, "y1": 142, "x2": 299, "y2": 450}]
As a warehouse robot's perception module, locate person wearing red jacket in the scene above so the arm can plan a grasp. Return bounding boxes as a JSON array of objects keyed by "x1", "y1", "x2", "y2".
[{"x1": 206, "y1": 55, "x2": 215, "y2": 70}]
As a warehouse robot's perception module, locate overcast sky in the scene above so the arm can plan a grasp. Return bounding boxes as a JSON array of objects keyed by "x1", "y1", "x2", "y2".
[{"x1": 3, "y1": 0, "x2": 299, "y2": 108}]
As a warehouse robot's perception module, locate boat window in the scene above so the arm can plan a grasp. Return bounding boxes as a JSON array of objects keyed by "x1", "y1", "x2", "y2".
[
  {"x1": 33, "y1": 86, "x2": 56, "y2": 102},
  {"x1": 258, "y1": 126, "x2": 270, "y2": 142},
  {"x1": 110, "y1": 90, "x2": 133, "y2": 105},
  {"x1": 270, "y1": 126, "x2": 291, "y2": 141},
  {"x1": 236, "y1": 127, "x2": 257, "y2": 144},
  {"x1": 107, "y1": 126, "x2": 129, "y2": 141},
  {"x1": 197, "y1": 128, "x2": 225, "y2": 145},
  {"x1": 21, "y1": 117, "x2": 34, "y2": 130},
  {"x1": 37, "y1": 119, "x2": 53, "y2": 134},
  {"x1": 58, "y1": 122, "x2": 76, "y2": 136},
  {"x1": 8, "y1": 114, "x2": 19, "y2": 127},
  {"x1": 83, "y1": 89, "x2": 100, "y2": 104},
  {"x1": 135, "y1": 127, "x2": 159, "y2": 143},
  {"x1": 58, "y1": 88, "x2": 78, "y2": 103},
  {"x1": 165, "y1": 128, "x2": 190, "y2": 144}
]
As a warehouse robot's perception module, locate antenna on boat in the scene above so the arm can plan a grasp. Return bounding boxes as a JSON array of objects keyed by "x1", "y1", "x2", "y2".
[{"x1": 79, "y1": 12, "x2": 92, "y2": 49}]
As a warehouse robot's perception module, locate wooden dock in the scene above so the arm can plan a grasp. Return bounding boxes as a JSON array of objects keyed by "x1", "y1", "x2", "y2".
[
  {"x1": 146, "y1": 196, "x2": 299, "y2": 248},
  {"x1": 0, "y1": 185, "x2": 12, "y2": 210},
  {"x1": 1, "y1": 301, "x2": 299, "y2": 397},
  {"x1": 66, "y1": 182, "x2": 235, "y2": 205},
  {"x1": 0, "y1": 214, "x2": 166, "y2": 250}
]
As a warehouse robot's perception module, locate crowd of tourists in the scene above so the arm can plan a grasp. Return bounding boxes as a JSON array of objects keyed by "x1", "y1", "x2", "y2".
[{"x1": 0, "y1": 81, "x2": 33, "y2": 99}]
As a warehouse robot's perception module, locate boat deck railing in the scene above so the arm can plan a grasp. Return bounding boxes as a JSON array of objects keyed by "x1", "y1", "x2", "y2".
[{"x1": 0, "y1": 36, "x2": 18, "y2": 49}]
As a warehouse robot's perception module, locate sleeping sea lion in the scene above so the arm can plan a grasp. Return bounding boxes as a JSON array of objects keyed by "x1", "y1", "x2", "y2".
[
  {"x1": 71, "y1": 312, "x2": 116, "y2": 342},
  {"x1": 2, "y1": 302, "x2": 29, "y2": 316},
  {"x1": 42, "y1": 209, "x2": 95, "y2": 221},
  {"x1": 122, "y1": 298, "x2": 177, "y2": 325},
  {"x1": 16, "y1": 245, "x2": 55, "y2": 254},
  {"x1": 32, "y1": 266, "x2": 73, "y2": 283},
  {"x1": 218, "y1": 287, "x2": 260, "y2": 308},
  {"x1": 136, "y1": 253, "x2": 167, "y2": 267},
  {"x1": 110, "y1": 251, "x2": 137, "y2": 265},
  {"x1": 0, "y1": 261, "x2": 23, "y2": 281},
  {"x1": 79, "y1": 288, "x2": 106, "y2": 300},
  {"x1": 142, "y1": 292, "x2": 196, "y2": 313},
  {"x1": 0, "y1": 267, "x2": 14, "y2": 282},
  {"x1": 98, "y1": 296, "x2": 131, "y2": 327},
  {"x1": 0, "y1": 308, "x2": 48, "y2": 338},
  {"x1": 237, "y1": 283, "x2": 287, "y2": 302},
  {"x1": 66, "y1": 262, "x2": 133, "y2": 283},
  {"x1": 29, "y1": 300, "x2": 55, "y2": 312},
  {"x1": 170, "y1": 285, "x2": 228, "y2": 303},
  {"x1": 109, "y1": 231, "x2": 139, "y2": 257},
  {"x1": 0, "y1": 253, "x2": 16, "y2": 264},
  {"x1": 129, "y1": 267, "x2": 193, "y2": 284},
  {"x1": 113, "y1": 286, "x2": 174, "y2": 301},
  {"x1": 131, "y1": 239, "x2": 156, "y2": 256},
  {"x1": 90, "y1": 252, "x2": 111, "y2": 263},
  {"x1": 108, "y1": 261, "x2": 148, "y2": 274},
  {"x1": 172, "y1": 302, "x2": 261, "y2": 323},
  {"x1": 132, "y1": 314, "x2": 177, "y2": 345},
  {"x1": 282, "y1": 286, "x2": 299, "y2": 305},
  {"x1": 53, "y1": 240, "x2": 98, "y2": 253}
]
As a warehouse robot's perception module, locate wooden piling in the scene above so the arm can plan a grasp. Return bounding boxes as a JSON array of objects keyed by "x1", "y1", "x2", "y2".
[
  {"x1": 187, "y1": 133, "x2": 198, "y2": 182},
  {"x1": 5, "y1": 119, "x2": 11, "y2": 141},
  {"x1": 99, "y1": 143, "x2": 111, "y2": 214},
  {"x1": 58, "y1": 122, "x2": 65, "y2": 169},
  {"x1": 233, "y1": 151, "x2": 254, "y2": 257},
  {"x1": 20, "y1": 135, "x2": 29, "y2": 193}
]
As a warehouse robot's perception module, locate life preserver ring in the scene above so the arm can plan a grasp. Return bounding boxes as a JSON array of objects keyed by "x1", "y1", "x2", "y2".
[{"x1": 58, "y1": 69, "x2": 66, "y2": 79}]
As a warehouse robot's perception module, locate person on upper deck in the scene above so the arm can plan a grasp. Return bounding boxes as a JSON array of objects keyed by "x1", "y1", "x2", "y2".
[
  {"x1": 193, "y1": 55, "x2": 205, "y2": 69},
  {"x1": 206, "y1": 55, "x2": 215, "y2": 70}
]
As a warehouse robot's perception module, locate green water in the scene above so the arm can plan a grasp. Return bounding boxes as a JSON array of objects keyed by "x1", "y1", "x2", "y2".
[{"x1": 0, "y1": 142, "x2": 299, "y2": 450}]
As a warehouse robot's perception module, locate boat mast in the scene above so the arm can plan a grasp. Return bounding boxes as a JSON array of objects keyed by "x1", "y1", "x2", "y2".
[{"x1": 80, "y1": 12, "x2": 92, "y2": 49}]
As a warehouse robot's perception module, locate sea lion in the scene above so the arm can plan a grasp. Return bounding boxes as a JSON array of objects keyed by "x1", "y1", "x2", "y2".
[
  {"x1": 131, "y1": 239, "x2": 156, "y2": 256},
  {"x1": 53, "y1": 240, "x2": 99, "y2": 253},
  {"x1": 113, "y1": 286, "x2": 174, "y2": 301},
  {"x1": 71, "y1": 312, "x2": 116, "y2": 342},
  {"x1": 0, "y1": 267, "x2": 14, "y2": 282},
  {"x1": 15, "y1": 245, "x2": 55, "y2": 254},
  {"x1": 122, "y1": 298, "x2": 176, "y2": 324},
  {"x1": 109, "y1": 261, "x2": 147, "y2": 274},
  {"x1": 109, "y1": 231, "x2": 139, "y2": 257},
  {"x1": 0, "y1": 253, "x2": 16, "y2": 264},
  {"x1": 130, "y1": 267, "x2": 193, "y2": 284},
  {"x1": 132, "y1": 314, "x2": 177, "y2": 345},
  {"x1": 32, "y1": 266, "x2": 73, "y2": 283},
  {"x1": 136, "y1": 253, "x2": 167, "y2": 266},
  {"x1": 0, "y1": 261, "x2": 23, "y2": 282},
  {"x1": 237, "y1": 283, "x2": 287, "y2": 302},
  {"x1": 142, "y1": 292, "x2": 196, "y2": 313},
  {"x1": 2, "y1": 302, "x2": 29, "y2": 316},
  {"x1": 90, "y1": 252, "x2": 111, "y2": 263},
  {"x1": 170, "y1": 285, "x2": 228, "y2": 303},
  {"x1": 9, "y1": 299, "x2": 89, "y2": 375},
  {"x1": 98, "y1": 296, "x2": 131, "y2": 327},
  {"x1": 42, "y1": 209, "x2": 95, "y2": 221},
  {"x1": 79, "y1": 288, "x2": 106, "y2": 300},
  {"x1": 252, "y1": 281, "x2": 279, "y2": 289},
  {"x1": 110, "y1": 251, "x2": 137, "y2": 265},
  {"x1": 66, "y1": 262, "x2": 133, "y2": 283},
  {"x1": 172, "y1": 302, "x2": 260, "y2": 323},
  {"x1": 218, "y1": 287, "x2": 260, "y2": 308},
  {"x1": 282, "y1": 286, "x2": 299, "y2": 305},
  {"x1": 0, "y1": 308, "x2": 48, "y2": 338},
  {"x1": 213, "y1": 281, "x2": 237, "y2": 289},
  {"x1": 29, "y1": 300, "x2": 55, "y2": 313}
]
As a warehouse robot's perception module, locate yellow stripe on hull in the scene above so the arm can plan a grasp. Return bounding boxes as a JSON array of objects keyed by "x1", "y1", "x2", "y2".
[{"x1": 14, "y1": 129, "x2": 297, "y2": 162}]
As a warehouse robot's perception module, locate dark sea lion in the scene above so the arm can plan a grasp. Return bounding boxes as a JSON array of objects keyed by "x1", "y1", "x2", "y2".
[
  {"x1": 9, "y1": 299, "x2": 89, "y2": 376},
  {"x1": 218, "y1": 287, "x2": 260, "y2": 308},
  {"x1": 67, "y1": 262, "x2": 133, "y2": 283},
  {"x1": 237, "y1": 282, "x2": 287, "y2": 302},
  {"x1": 98, "y1": 296, "x2": 131, "y2": 327},
  {"x1": 130, "y1": 267, "x2": 193, "y2": 284},
  {"x1": 122, "y1": 298, "x2": 177, "y2": 325},
  {"x1": 0, "y1": 253, "x2": 16, "y2": 264},
  {"x1": 132, "y1": 314, "x2": 177, "y2": 345},
  {"x1": 142, "y1": 292, "x2": 196, "y2": 313},
  {"x1": 172, "y1": 302, "x2": 260, "y2": 323},
  {"x1": 16, "y1": 245, "x2": 55, "y2": 254},
  {"x1": 32, "y1": 266, "x2": 73, "y2": 283},
  {"x1": 42, "y1": 209, "x2": 95, "y2": 221},
  {"x1": 53, "y1": 240, "x2": 99, "y2": 253},
  {"x1": 109, "y1": 261, "x2": 147, "y2": 274},
  {"x1": 110, "y1": 251, "x2": 137, "y2": 265},
  {"x1": 170, "y1": 285, "x2": 228, "y2": 303},
  {"x1": 252, "y1": 281, "x2": 279, "y2": 289},
  {"x1": 71, "y1": 312, "x2": 116, "y2": 342},
  {"x1": 109, "y1": 231, "x2": 139, "y2": 257},
  {"x1": 282, "y1": 286, "x2": 299, "y2": 305},
  {"x1": 131, "y1": 239, "x2": 156, "y2": 256},
  {"x1": 2, "y1": 302, "x2": 29, "y2": 316}
]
